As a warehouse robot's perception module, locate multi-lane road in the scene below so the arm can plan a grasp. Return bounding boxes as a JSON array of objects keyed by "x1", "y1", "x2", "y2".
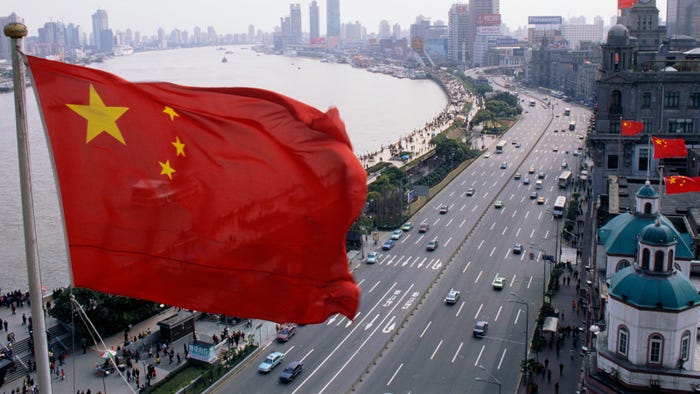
[{"x1": 214, "y1": 83, "x2": 590, "y2": 394}]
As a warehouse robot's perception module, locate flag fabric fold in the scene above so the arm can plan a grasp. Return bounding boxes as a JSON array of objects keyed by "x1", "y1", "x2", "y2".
[
  {"x1": 621, "y1": 120, "x2": 643, "y2": 136},
  {"x1": 27, "y1": 55, "x2": 366, "y2": 324},
  {"x1": 652, "y1": 136, "x2": 688, "y2": 159},
  {"x1": 665, "y1": 176, "x2": 700, "y2": 194},
  {"x1": 618, "y1": 0, "x2": 637, "y2": 9}
]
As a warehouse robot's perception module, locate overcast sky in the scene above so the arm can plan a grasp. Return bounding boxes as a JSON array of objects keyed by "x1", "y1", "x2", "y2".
[{"x1": 6, "y1": 0, "x2": 668, "y2": 37}]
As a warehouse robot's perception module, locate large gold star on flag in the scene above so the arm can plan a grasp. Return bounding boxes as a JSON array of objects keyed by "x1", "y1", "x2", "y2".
[{"x1": 67, "y1": 84, "x2": 129, "y2": 145}]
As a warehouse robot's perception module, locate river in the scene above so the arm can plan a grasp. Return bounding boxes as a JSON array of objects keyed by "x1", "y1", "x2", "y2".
[{"x1": 0, "y1": 45, "x2": 448, "y2": 292}]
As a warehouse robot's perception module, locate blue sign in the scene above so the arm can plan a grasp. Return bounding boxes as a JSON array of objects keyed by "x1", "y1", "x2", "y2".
[{"x1": 528, "y1": 16, "x2": 562, "y2": 25}]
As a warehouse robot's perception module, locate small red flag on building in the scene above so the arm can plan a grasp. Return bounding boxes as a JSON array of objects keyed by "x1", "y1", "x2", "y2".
[
  {"x1": 621, "y1": 120, "x2": 644, "y2": 136},
  {"x1": 618, "y1": 0, "x2": 637, "y2": 9},
  {"x1": 27, "y1": 55, "x2": 366, "y2": 324},
  {"x1": 652, "y1": 136, "x2": 688, "y2": 159},
  {"x1": 665, "y1": 176, "x2": 700, "y2": 194}
]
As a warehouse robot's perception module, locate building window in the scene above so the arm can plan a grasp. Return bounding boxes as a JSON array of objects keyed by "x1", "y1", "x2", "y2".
[
  {"x1": 616, "y1": 259, "x2": 631, "y2": 271},
  {"x1": 648, "y1": 334, "x2": 663, "y2": 364},
  {"x1": 638, "y1": 147, "x2": 649, "y2": 174},
  {"x1": 618, "y1": 326, "x2": 629, "y2": 356},
  {"x1": 642, "y1": 119, "x2": 653, "y2": 133},
  {"x1": 681, "y1": 331, "x2": 690, "y2": 361},
  {"x1": 642, "y1": 92, "x2": 651, "y2": 108},
  {"x1": 664, "y1": 91, "x2": 680, "y2": 108},
  {"x1": 667, "y1": 119, "x2": 694, "y2": 134},
  {"x1": 654, "y1": 250, "x2": 665, "y2": 272},
  {"x1": 690, "y1": 93, "x2": 700, "y2": 109},
  {"x1": 607, "y1": 154, "x2": 619, "y2": 169},
  {"x1": 668, "y1": 250, "x2": 674, "y2": 271},
  {"x1": 642, "y1": 248, "x2": 650, "y2": 270}
]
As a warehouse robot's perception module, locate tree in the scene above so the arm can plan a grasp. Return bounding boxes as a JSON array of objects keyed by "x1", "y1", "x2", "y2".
[{"x1": 469, "y1": 109, "x2": 493, "y2": 129}]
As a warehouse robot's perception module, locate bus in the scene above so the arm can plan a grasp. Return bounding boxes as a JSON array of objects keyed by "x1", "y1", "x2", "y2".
[
  {"x1": 529, "y1": 99, "x2": 536, "y2": 107},
  {"x1": 553, "y1": 196, "x2": 567, "y2": 218},
  {"x1": 495, "y1": 140, "x2": 507, "y2": 154},
  {"x1": 564, "y1": 107, "x2": 571, "y2": 116},
  {"x1": 568, "y1": 121, "x2": 576, "y2": 131},
  {"x1": 557, "y1": 170, "x2": 572, "y2": 188}
]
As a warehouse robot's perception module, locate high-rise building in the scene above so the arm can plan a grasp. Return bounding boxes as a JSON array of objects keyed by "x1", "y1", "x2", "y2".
[
  {"x1": 379, "y1": 20, "x2": 391, "y2": 40},
  {"x1": 290, "y1": 4, "x2": 302, "y2": 44},
  {"x1": 448, "y1": 4, "x2": 470, "y2": 65},
  {"x1": 91, "y1": 9, "x2": 110, "y2": 51},
  {"x1": 248, "y1": 25, "x2": 255, "y2": 44},
  {"x1": 327, "y1": 0, "x2": 340, "y2": 38},
  {"x1": 469, "y1": 0, "x2": 499, "y2": 66},
  {"x1": 310, "y1": 1, "x2": 320, "y2": 42},
  {"x1": 667, "y1": 0, "x2": 700, "y2": 40},
  {"x1": 0, "y1": 13, "x2": 24, "y2": 61}
]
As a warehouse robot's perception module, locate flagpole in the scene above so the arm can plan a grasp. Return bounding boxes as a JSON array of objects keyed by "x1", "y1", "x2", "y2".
[{"x1": 4, "y1": 22, "x2": 53, "y2": 393}]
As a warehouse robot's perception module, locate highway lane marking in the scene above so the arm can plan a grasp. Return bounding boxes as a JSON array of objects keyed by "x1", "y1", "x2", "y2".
[
  {"x1": 544, "y1": 230, "x2": 550, "y2": 239},
  {"x1": 527, "y1": 276, "x2": 533, "y2": 288},
  {"x1": 475, "y1": 270, "x2": 483, "y2": 283},
  {"x1": 477, "y1": 240, "x2": 484, "y2": 250},
  {"x1": 284, "y1": 346, "x2": 295, "y2": 355},
  {"x1": 430, "y1": 339, "x2": 443, "y2": 360},
  {"x1": 471, "y1": 204, "x2": 479, "y2": 213},
  {"x1": 515, "y1": 227, "x2": 521, "y2": 237},
  {"x1": 368, "y1": 281, "x2": 381, "y2": 293},
  {"x1": 300, "y1": 348, "x2": 314, "y2": 362},
  {"x1": 489, "y1": 222, "x2": 496, "y2": 231},
  {"x1": 459, "y1": 219, "x2": 466, "y2": 228},
  {"x1": 444, "y1": 237, "x2": 453, "y2": 247},
  {"x1": 298, "y1": 282, "x2": 407, "y2": 394},
  {"x1": 510, "y1": 275, "x2": 517, "y2": 287},
  {"x1": 382, "y1": 315, "x2": 396, "y2": 333},
  {"x1": 452, "y1": 342, "x2": 464, "y2": 364},
  {"x1": 386, "y1": 256, "x2": 396, "y2": 266},
  {"x1": 474, "y1": 304, "x2": 483, "y2": 319},
  {"x1": 357, "y1": 278, "x2": 366, "y2": 287},
  {"x1": 482, "y1": 192, "x2": 489, "y2": 199},
  {"x1": 463, "y1": 261, "x2": 471, "y2": 273},
  {"x1": 432, "y1": 218, "x2": 440, "y2": 226},
  {"x1": 495, "y1": 306, "x2": 503, "y2": 321},
  {"x1": 503, "y1": 249, "x2": 509, "y2": 259},
  {"x1": 410, "y1": 256, "x2": 420, "y2": 267},
  {"x1": 379, "y1": 255, "x2": 390, "y2": 265},
  {"x1": 530, "y1": 228, "x2": 535, "y2": 238},
  {"x1": 431, "y1": 259, "x2": 442, "y2": 270},
  {"x1": 456, "y1": 301, "x2": 465, "y2": 317},
  {"x1": 502, "y1": 226, "x2": 508, "y2": 235},
  {"x1": 417, "y1": 256, "x2": 427, "y2": 268},
  {"x1": 449, "y1": 190, "x2": 456, "y2": 197},
  {"x1": 336, "y1": 316, "x2": 347, "y2": 326},
  {"x1": 512, "y1": 210, "x2": 517, "y2": 218},
  {"x1": 414, "y1": 234, "x2": 425, "y2": 244},
  {"x1": 395, "y1": 256, "x2": 405, "y2": 266},
  {"x1": 400, "y1": 234, "x2": 411, "y2": 243},
  {"x1": 524, "y1": 211, "x2": 530, "y2": 220},
  {"x1": 459, "y1": 204, "x2": 466, "y2": 212},
  {"x1": 489, "y1": 246, "x2": 496, "y2": 257},
  {"x1": 419, "y1": 321, "x2": 432, "y2": 338},
  {"x1": 446, "y1": 218, "x2": 454, "y2": 226},
  {"x1": 492, "y1": 180, "x2": 498, "y2": 188},
  {"x1": 497, "y1": 348, "x2": 507, "y2": 370},
  {"x1": 386, "y1": 363, "x2": 403, "y2": 386},
  {"x1": 514, "y1": 308, "x2": 522, "y2": 325},
  {"x1": 474, "y1": 345, "x2": 485, "y2": 366}
]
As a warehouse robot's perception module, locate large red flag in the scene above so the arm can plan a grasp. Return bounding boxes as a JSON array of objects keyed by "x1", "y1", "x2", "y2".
[
  {"x1": 652, "y1": 136, "x2": 688, "y2": 159},
  {"x1": 618, "y1": 0, "x2": 637, "y2": 9},
  {"x1": 665, "y1": 176, "x2": 700, "y2": 194},
  {"x1": 27, "y1": 55, "x2": 366, "y2": 324},
  {"x1": 621, "y1": 120, "x2": 643, "y2": 136}
]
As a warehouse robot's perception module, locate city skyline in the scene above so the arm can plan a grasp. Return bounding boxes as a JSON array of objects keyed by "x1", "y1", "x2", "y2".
[{"x1": 5, "y1": 0, "x2": 668, "y2": 38}]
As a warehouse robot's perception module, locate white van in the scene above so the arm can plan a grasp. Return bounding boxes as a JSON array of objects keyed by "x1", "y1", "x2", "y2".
[{"x1": 535, "y1": 180, "x2": 543, "y2": 189}]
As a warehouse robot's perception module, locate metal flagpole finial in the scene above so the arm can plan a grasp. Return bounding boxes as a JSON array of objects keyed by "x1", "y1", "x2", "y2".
[{"x1": 3, "y1": 22, "x2": 28, "y2": 39}]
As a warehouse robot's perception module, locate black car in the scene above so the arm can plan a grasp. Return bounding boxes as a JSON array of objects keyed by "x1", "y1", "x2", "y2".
[{"x1": 279, "y1": 361, "x2": 303, "y2": 383}]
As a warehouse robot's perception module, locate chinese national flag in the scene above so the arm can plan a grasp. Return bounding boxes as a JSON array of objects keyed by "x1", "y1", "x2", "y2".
[
  {"x1": 27, "y1": 55, "x2": 366, "y2": 324},
  {"x1": 618, "y1": 0, "x2": 637, "y2": 9},
  {"x1": 621, "y1": 120, "x2": 643, "y2": 136},
  {"x1": 665, "y1": 176, "x2": 700, "y2": 194},
  {"x1": 652, "y1": 136, "x2": 688, "y2": 159}
]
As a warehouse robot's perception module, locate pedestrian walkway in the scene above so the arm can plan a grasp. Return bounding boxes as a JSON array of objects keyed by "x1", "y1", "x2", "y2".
[{"x1": 0, "y1": 300, "x2": 277, "y2": 393}]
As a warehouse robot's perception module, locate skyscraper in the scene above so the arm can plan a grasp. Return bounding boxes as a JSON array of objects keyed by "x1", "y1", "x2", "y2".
[
  {"x1": 290, "y1": 4, "x2": 302, "y2": 44},
  {"x1": 667, "y1": 0, "x2": 700, "y2": 40},
  {"x1": 92, "y1": 9, "x2": 109, "y2": 51},
  {"x1": 310, "y1": 1, "x2": 320, "y2": 42},
  {"x1": 469, "y1": 0, "x2": 499, "y2": 66},
  {"x1": 448, "y1": 4, "x2": 470, "y2": 65},
  {"x1": 327, "y1": 0, "x2": 340, "y2": 38}
]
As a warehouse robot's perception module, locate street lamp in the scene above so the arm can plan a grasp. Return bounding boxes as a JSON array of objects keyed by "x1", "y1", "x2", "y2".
[
  {"x1": 476, "y1": 364, "x2": 502, "y2": 394},
  {"x1": 509, "y1": 293, "x2": 530, "y2": 389}
]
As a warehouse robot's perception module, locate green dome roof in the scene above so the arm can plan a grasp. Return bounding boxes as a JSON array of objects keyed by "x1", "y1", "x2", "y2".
[
  {"x1": 640, "y1": 222, "x2": 676, "y2": 246},
  {"x1": 598, "y1": 213, "x2": 694, "y2": 258},
  {"x1": 636, "y1": 182, "x2": 658, "y2": 199},
  {"x1": 609, "y1": 267, "x2": 700, "y2": 310}
]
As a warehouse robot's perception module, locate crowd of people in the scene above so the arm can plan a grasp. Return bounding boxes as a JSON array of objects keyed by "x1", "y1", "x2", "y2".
[{"x1": 357, "y1": 70, "x2": 473, "y2": 170}]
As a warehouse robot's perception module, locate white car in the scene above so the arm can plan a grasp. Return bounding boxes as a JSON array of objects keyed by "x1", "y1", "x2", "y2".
[
  {"x1": 492, "y1": 277, "x2": 506, "y2": 290},
  {"x1": 390, "y1": 229, "x2": 402, "y2": 240},
  {"x1": 258, "y1": 351, "x2": 285, "y2": 373},
  {"x1": 366, "y1": 251, "x2": 378, "y2": 264},
  {"x1": 444, "y1": 288, "x2": 460, "y2": 304}
]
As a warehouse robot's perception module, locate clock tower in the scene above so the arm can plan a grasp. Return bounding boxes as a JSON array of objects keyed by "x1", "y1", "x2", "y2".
[{"x1": 621, "y1": 0, "x2": 665, "y2": 52}]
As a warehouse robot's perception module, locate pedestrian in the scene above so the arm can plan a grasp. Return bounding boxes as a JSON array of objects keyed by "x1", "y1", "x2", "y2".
[
  {"x1": 547, "y1": 368, "x2": 552, "y2": 383},
  {"x1": 561, "y1": 311, "x2": 564, "y2": 321},
  {"x1": 22, "y1": 313, "x2": 27, "y2": 325},
  {"x1": 176, "y1": 353, "x2": 181, "y2": 365},
  {"x1": 559, "y1": 362, "x2": 564, "y2": 376},
  {"x1": 555, "y1": 381, "x2": 560, "y2": 394},
  {"x1": 544, "y1": 357, "x2": 549, "y2": 369},
  {"x1": 60, "y1": 368, "x2": 65, "y2": 381},
  {"x1": 3, "y1": 320, "x2": 7, "y2": 331}
]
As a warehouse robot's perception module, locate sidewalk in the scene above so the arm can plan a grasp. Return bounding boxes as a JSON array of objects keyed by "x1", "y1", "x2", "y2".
[
  {"x1": 519, "y1": 185, "x2": 594, "y2": 394},
  {"x1": 0, "y1": 301, "x2": 277, "y2": 393}
]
